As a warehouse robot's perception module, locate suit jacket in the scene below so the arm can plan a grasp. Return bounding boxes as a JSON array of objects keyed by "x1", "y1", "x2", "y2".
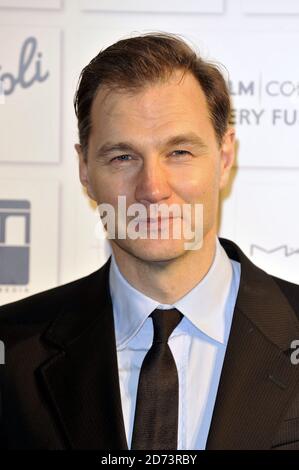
[{"x1": 0, "y1": 237, "x2": 299, "y2": 450}]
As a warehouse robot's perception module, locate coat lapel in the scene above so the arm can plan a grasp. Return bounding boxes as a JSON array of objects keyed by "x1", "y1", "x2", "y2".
[
  {"x1": 36, "y1": 257, "x2": 128, "y2": 450},
  {"x1": 207, "y1": 238, "x2": 299, "y2": 449}
]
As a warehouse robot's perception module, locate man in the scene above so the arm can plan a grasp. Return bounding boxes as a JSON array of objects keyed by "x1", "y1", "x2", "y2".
[{"x1": 1, "y1": 32, "x2": 299, "y2": 450}]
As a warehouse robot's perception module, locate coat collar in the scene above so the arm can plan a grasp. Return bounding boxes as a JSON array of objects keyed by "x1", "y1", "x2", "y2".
[
  {"x1": 219, "y1": 237, "x2": 299, "y2": 350},
  {"x1": 207, "y1": 238, "x2": 299, "y2": 449},
  {"x1": 38, "y1": 257, "x2": 128, "y2": 449},
  {"x1": 37, "y1": 237, "x2": 299, "y2": 449}
]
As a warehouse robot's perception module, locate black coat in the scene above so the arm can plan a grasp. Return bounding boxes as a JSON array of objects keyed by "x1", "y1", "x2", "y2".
[{"x1": 1, "y1": 238, "x2": 299, "y2": 449}]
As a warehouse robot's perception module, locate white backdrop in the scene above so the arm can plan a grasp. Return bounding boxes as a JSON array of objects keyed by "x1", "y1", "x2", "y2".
[{"x1": 0, "y1": 0, "x2": 299, "y2": 305}]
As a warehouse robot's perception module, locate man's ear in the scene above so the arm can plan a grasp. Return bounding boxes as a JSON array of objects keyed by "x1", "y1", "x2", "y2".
[
  {"x1": 75, "y1": 143, "x2": 97, "y2": 201},
  {"x1": 219, "y1": 127, "x2": 235, "y2": 190}
]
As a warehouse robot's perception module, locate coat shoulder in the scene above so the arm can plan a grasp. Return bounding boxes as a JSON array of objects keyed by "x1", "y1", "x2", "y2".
[
  {"x1": 0, "y1": 273, "x2": 92, "y2": 322},
  {"x1": 0, "y1": 268, "x2": 103, "y2": 348}
]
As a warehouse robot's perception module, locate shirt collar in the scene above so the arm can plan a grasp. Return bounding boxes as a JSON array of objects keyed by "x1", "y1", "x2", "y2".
[{"x1": 109, "y1": 237, "x2": 234, "y2": 348}]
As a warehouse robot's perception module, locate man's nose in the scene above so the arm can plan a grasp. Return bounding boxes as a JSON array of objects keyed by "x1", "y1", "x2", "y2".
[{"x1": 135, "y1": 159, "x2": 172, "y2": 205}]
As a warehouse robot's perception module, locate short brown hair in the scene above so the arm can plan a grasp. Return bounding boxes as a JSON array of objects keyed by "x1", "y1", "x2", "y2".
[{"x1": 74, "y1": 32, "x2": 231, "y2": 157}]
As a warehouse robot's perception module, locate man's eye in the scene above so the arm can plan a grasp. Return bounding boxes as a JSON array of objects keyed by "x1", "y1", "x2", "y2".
[
  {"x1": 171, "y1": 150, "x2": 191, "y2": 156},
  {"x1": 111, "y1": 155, "x2": 132, "y2": 162}
]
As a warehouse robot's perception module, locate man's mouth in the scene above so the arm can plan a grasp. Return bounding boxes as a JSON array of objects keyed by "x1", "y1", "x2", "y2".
[{"x1": 139, "y1": 216, "x2": 175, "y2": 223}]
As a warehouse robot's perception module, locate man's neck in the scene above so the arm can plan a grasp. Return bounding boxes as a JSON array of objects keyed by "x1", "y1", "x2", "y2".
[{"x1": 110, "y1": 232, "x2": 217, "y2": 305}]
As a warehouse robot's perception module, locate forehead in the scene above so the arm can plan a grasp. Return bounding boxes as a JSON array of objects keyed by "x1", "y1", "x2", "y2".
[{"x1": 91, "y1": 72, "x2": 210, "y2": 126}]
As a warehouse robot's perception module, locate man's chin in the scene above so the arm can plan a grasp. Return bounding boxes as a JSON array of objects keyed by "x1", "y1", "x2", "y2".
[{"x1": 114, "y1": 239, "x2": 188, "y2": 263}]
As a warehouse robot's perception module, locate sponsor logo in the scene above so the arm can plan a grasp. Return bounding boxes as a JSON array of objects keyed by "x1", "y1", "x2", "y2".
[
  {"x1": 0, "y1": 199, "x2": 30, "y2": 285},
  {"x1": 250, "y1": 244, "x2": 299, "y2": 257},
  {"x1": 0, "y1": 36, "x2": 49, "y2": 96}
]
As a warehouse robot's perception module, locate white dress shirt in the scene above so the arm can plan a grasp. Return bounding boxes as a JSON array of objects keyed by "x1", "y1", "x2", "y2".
[{"x1": 109, "y1": 237, "x2": 241, "y2": 450}]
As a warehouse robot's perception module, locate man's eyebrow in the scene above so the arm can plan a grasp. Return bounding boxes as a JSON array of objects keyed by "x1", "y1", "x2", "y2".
[
  {"x1": 96, "y1": 142, "x2": 137, "y2": 158},
  {"x1": 95, "y1": 133, "x2": 208, "y2": 158}
]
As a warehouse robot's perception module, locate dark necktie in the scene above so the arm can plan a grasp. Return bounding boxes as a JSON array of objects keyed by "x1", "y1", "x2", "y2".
[{"x1": 131, "y1": 308, "x2": 183, "y2": 450}]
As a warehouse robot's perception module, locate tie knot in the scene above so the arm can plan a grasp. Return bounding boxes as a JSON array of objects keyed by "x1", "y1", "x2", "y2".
[{"x1": 150, "y1": 308, "x2": 183, "y2": 343}]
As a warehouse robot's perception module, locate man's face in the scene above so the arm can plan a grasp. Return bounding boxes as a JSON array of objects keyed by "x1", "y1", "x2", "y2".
[{"x1": 77, "y1": 70, "x2": 235, "y2": 262}]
